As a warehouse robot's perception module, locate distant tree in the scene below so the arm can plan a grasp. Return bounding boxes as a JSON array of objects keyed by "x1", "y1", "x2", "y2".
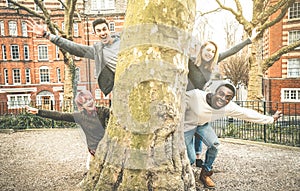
[
  {"x1": 214, "y1": 0, "x2": 298, "y2": 100},
  {"x1": 221, "y1": 20, "x2": 250, "y2": 87}
]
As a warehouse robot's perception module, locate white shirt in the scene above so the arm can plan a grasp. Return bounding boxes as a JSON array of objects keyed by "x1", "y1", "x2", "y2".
[{"x1": 184, "y1": 89, "x2": 274, "y2": 132}]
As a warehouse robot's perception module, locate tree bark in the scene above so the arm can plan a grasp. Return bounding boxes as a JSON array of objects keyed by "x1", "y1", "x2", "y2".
[{"x1": 82, "y1": 0, "x2": 196, "y2": 190}]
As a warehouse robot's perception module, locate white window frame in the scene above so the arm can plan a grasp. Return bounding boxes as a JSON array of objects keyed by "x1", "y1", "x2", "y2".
[
  {"x1": 6, "y1": 0, "x2": 18, "y2": 8},
  {"x1": 8, "y1": 21, "x2": 17, "y2": 36},
  {"x1": 73, "y1": 22, "x2": 78, "y2": 37},
  {"x1": 7, "y1": 94, "x2": 31, "y2": 109},
  {"x1": 109, "y1": 22, "x2": 115, "y2": 32},
  {"x1": 75, "y1": 67, "x2": 80, "y2": 83},
  {"x1": 4, "y1": 68, "x2": 8, "y2": 85},
  {"x1": 13, "y1": 68, "x2": 21, "y2": 84},
  {"x1": 35, "y1": 0, "x2": 44, "y2": 12},
  {"x1": 2, "y1": 44, "x2": 7, "y2": 60},
  {"x1": 21, "y1": 21, "x2": 28, "y2": 37},
  {"x1": 281, "y1": 88, "x2": 300, "y2": 102},
  {"x1": 56, "y1": 67, "x2": 61, "y2": 83},
  {"x1": 24, "y1": 45, "x2": 29, "y2": 60},
  {"x1": 95, "y1": 89, "x2": 101, "y2": 99},
  {"x1": 289, "y1": 2, "x2": 300, "y2": 20},
  {"x1": 288, "y1": 30, "x2": 300, "y2": 49},
  {"x1": 39, "y1": 66, "x2": 50, "y2": 84},
  {"x1": 91, "y1": 0, "x2": 115, "y2": 11},
  {"x1": 0, "y1": 21, "x2": 4, "y2": 36},
  {"x1": 287, "y1": 58, "x2": 300, "y2": 78},
  {"x1": 55, "y1": 46, "x2": 60, "y2": 60},
  {"x1": 25, "y1": 68, "x2": 31, "y2": 84},
  {"x1": 38, "y1": 45, "x2": 48, "y2": 61},
  {"x1": 11, "y1": 45, "x2": 20, "y2": 60}
]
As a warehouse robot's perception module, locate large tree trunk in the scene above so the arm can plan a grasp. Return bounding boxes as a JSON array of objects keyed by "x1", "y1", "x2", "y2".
[
  {"x1": 82, "y1": 0, "x2": 196, "y2": 190},
  {"x1": 62, "y1": 55, "x2": 76, "y2": 112},
  {"x1": 247, "y1": 41, "x2": 264, "y2": 101}
]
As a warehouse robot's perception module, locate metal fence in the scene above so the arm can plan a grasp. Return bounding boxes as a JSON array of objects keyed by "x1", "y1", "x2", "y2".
[
  {"x1": 0, "y1": 100, "x2": 299, "y2": 147},
  {"x1": 212, "y1": 100, "x2": 300, "y2": 147}
]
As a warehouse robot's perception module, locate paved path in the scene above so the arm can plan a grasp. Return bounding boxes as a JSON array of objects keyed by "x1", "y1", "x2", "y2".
[{"x1": 0, "y1": 129, "x2": 299, "y2": 191}]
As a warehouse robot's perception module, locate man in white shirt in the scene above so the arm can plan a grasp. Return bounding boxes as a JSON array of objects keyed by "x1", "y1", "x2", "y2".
[{"x1": 184, "y1": 80, "x2": 282, "y2": 189}]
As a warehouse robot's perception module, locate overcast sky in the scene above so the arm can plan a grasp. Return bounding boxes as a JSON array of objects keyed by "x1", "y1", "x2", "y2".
[{"x1": 194, "y1": 0, "x2": 253, "y2": 51}]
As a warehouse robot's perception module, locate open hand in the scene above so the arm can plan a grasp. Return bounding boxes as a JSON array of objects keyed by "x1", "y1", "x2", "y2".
[
  {"x1": 25, "y1": 18, "x2": 46, "y2": 37},
  {"x1": 250, "y1": 27, "x2": 259, "y2": 41},
  {"x1": 272, "y1": 110, "x2": 282, "y2": 122},
  {"x1": 25, "y1": 105, "x2": 39, "y2": 115}
]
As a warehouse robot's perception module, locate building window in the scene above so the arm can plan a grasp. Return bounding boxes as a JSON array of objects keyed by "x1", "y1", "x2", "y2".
[
  {"x1": 55, "y1": 46, "x2": 60, "y2": 60},
  {"x1": 40, "y1": 66, "x2": 50, "y2": 83},
  {"x1": 24, "y1": 45, "x2": 29, "y2": 60},
  {"x1": 21, "y1": 21, "x2": 28, "y2": 37},
  {"x1": 56, "y1": 68, "x2": 61, "y2": 83},
  {"x1": 0, "y1": 21, "x2": 4, "y2": 36},
  {"x1": 6, "y1": 0, "x2": 18, "y2": 8},
  {"x1": 7, "y1": 94, "x2": 31, "y2": 109},
  {"x1": 4, "y1": 68, "x2": 8, "y2": 85},
  {"x1": 95, "y1": 89, "x2": 101, "y2": 99},
  {"x1": 25, "y1": 68, "x2": 31, "y2": 84},
  {"x1": 109, "y1": 22, "x2": 115, "y2": 32},
  {"x1": 11, "y1": 45, "x2": 20, "y2": 60},
  {"x1": 8, "y1": 21, "x2": 17, "y2": 36},
  {"x1": 288, "y1": 30, "x2": 300, "y2": 45},
  {"x1": 2, "y1": 44, "x2": 7, "y2": 60},
  {"x1": 91, "y1": 0, "x2": 115, "y2": 10},
  {"x1": 287, "y1": 59, "x2": 300, "y2": 78},
  {"x1": 13, "y1": 68, "x2": 21, "y2": 84},
  {"x1": 281, "y1": 88, "x2": 300, "y2": 102},
  {"x1": 74, "y1": 23, "x2": 78, "y2": 37},
  {"x1": 38, "y1": 45, "x2": 48, "y2": 60},
  {"x1": 75, "y1": 67, "x2": 80, "y2": 83},
  {"x1": 289, "y1": 2, "x2": 300, "y2": 19},
  {"x1": 35, "y1": 0, "x2": 44, "y2": 12}
]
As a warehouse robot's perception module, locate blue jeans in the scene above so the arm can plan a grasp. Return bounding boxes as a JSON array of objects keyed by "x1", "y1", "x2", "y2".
[
  {"x1": 184, "y1": 123, "x2": 220, "y2": 172},
  {"x1": 194, "y1": 134, "x2": 202, "y2": 155}
]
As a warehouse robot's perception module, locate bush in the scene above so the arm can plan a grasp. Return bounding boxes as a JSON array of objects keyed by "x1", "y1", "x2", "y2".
[{"x1": 0, "y1": 112, "x2": 77, "y2": 129}]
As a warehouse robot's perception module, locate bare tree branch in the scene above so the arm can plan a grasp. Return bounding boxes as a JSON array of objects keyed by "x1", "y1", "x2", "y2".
[
  {"x1": 262, "y1": 40, "x2": 300, "y2": 72},
  {"x1": 8, "y1": 0, "x2": 44, "y2": 19}
]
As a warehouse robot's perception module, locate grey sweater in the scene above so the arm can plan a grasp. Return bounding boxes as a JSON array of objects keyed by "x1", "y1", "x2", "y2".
[
  {"x1": 49, "y1": 34, "x2": 120, "y2": 95},
  {"x1": 37, "y1": 106, "x2": 110, "y2": 153}
]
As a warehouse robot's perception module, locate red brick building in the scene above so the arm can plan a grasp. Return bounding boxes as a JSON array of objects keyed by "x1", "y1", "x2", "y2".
[
  {"x1": 0, "y1": 0, "x2": 126, "y2": 114},
  {"x1": 263, "y1": 0, "x2": 300, "y2": 115}
]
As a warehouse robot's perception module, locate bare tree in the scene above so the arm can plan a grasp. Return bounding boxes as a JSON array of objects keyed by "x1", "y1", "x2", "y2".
[
  {"x1": 9, "y1": 0, "x2": 78, "y2": 110},
  {"x1": 221, "y1": 20, "x2": 250, "y2": 87},
  {"x1": 214, "y1": 0, "x2": 297, "y2": 100},
  {"x1": 81, "y1": 0, "x2": 197, "y2": 190}
]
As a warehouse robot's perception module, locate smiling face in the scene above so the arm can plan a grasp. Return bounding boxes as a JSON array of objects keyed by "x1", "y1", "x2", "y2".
[
  {"x1": 75, "y1": 90, "x2": 96, "y2": 115},
  {"x1": 201, "y1": 43, "x2": 216, "y2": 62},
  {"x1": 210, "y1": 86, "x2": 234, "y2": 109},
  {"x1": 94, "y1": 23, "x2": 112, "y2": 45},
  {"x1": 81, "y1": 97, "x2": 96, "y2": 114}
]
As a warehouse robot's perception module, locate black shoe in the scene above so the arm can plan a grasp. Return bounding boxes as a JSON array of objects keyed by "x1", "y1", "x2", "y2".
[{"x1": 196, "y1": 159, "x2": 203, "y2": 168}]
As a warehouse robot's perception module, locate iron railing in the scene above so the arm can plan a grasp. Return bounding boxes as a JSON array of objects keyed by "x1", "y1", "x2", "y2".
[{"x1": 0, "y1": 100, "x2": 299, "y2": 147}]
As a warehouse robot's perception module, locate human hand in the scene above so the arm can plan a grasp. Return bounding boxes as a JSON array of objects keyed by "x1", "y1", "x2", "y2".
[
  {"x1": 272, "y1": 110, "x2": 282, "y2": 122},
  {"x1": 25, "y1": 18, "x2": 46, "y2": 37},
  {"x1": 25, "y1": 105, "x2": 39, "y2": 114},
  {"x1": 250, "y1": 27, "x2": 259, "y2": 41}
]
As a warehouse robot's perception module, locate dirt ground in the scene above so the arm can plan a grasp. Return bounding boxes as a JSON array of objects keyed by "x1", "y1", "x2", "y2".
[{"x1": 0, "y1": 128, "x2": 299, "y2": 191}]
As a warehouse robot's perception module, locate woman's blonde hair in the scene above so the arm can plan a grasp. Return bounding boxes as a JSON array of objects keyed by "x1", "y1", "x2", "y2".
[{"x1": 194, "y1": 41, "x2": 219, "y2": 72}]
